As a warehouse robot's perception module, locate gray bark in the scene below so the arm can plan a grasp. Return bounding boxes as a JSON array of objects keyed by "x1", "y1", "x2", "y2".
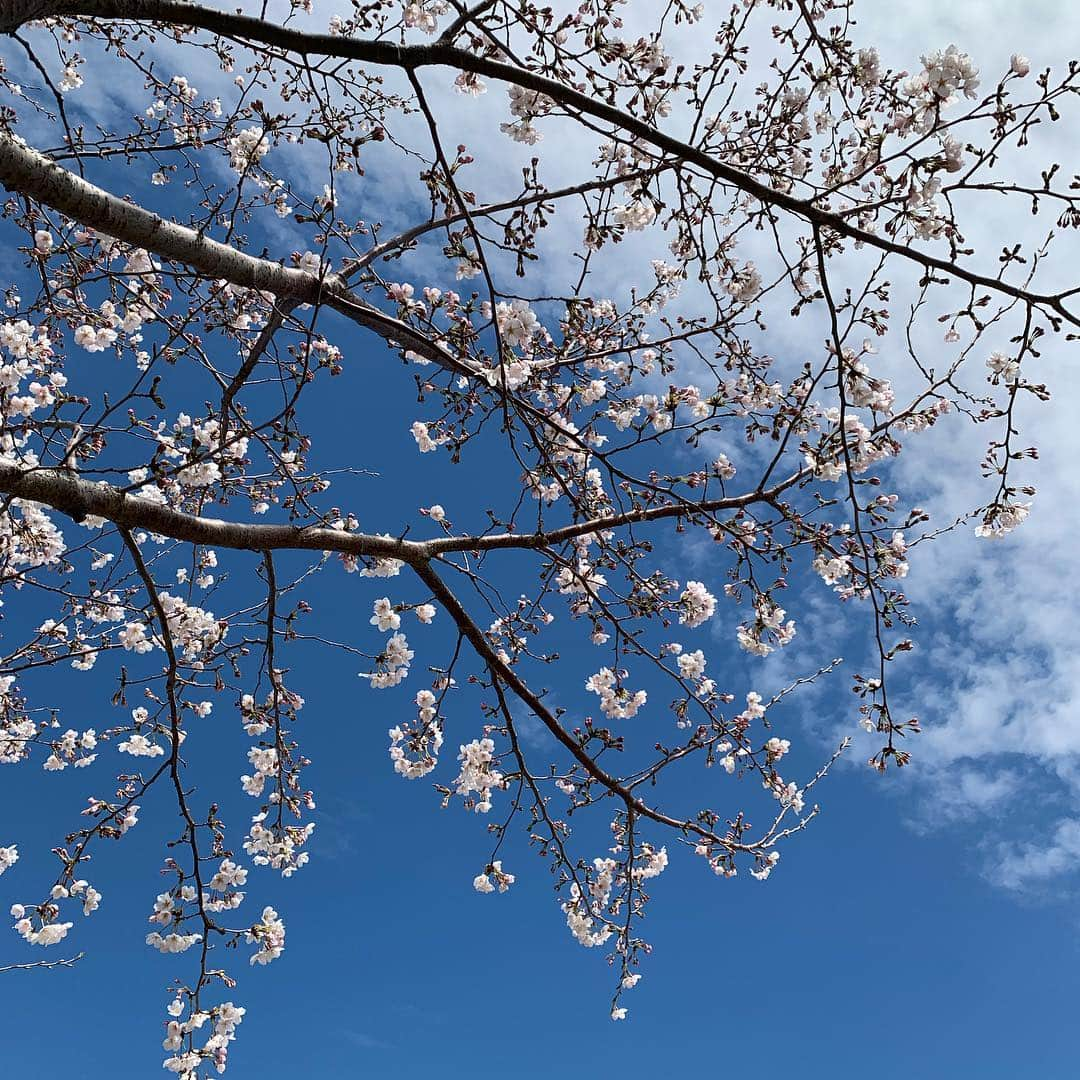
[
  {"x1": 0, "y1": 134, "x2": 471, "y2": 374},
  {"x1": 0, "y1": 462, "x2": 424, "y2": 560}
]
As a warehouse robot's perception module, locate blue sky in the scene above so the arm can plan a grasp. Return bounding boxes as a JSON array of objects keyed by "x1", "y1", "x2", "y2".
[
  {"x1": 6, "y1": 685, "x2": 1080, "y2": 1077},
  {"x1": 2, "y1": 1, "x2": 1080, "y2": 1077}
]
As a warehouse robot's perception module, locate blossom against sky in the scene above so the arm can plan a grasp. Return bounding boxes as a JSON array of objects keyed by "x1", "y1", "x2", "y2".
[{"x1": 0, "y1": 0, "x2": 1078, "y2": 1076}]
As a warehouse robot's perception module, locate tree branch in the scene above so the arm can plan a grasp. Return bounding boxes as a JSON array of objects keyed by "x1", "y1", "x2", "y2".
[
  {"x1": 411, "y1": 556, "x2": 731, "y2": 846},
  {"x1": 0, "y1": 462, "x2": 801, "y2": 564},
  {"x1": 0, "y1": 133, "x2": 473, "y2": 375},
  {"x1": 7, "y1": 0, "x2": 1075, "y2": 327},
  {"x1": 0, "y1": 950, "x2": 84, "y2": 973}
]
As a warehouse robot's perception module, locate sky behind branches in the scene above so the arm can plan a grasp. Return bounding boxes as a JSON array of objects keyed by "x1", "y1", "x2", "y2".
[{"x1": 1, "y1": 1, "x2": 1079, "y2": 1077}]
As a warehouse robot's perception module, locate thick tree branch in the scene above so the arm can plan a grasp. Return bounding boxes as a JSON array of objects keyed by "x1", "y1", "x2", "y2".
[
  {"x1": 0, "y1": 462, "x2": 800, "y2": 561},
  {"x1": 412, "y1": 556, "x2": 732, "y2": 846},
  {"x1": 6, "y1": 0, "x2": 1076, "y2": 327},
  {"x1": 0, "y1": 462, "x2": 421, "y2": 560},
  {"x1": 0, "y1": 133, "x2": 472, "y2": 375}
]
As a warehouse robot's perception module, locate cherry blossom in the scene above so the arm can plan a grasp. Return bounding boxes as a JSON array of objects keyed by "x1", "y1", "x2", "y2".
[{"x1": 0, "y1": 0, "x2": 1072, "y2": 1070}]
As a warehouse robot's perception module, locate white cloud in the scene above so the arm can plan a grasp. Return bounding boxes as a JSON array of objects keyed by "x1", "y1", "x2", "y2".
[
  {"x1": 13, "y1": 0, "x2": 1080, "y2": 890},
  {"x1": 834, "y1": 0, "x2": 1080, "y2": 886},
  {"x1": 993, "y1": 819, "x2": 1080, "y2": 890}
]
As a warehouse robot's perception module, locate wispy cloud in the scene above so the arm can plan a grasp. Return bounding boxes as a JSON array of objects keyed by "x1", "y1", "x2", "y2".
[
  {"x1": 342, "y1": 1029, "x2": 394, "y2": 1051},
  {"x1": 993, "y1": 819, "x2": 1080, "y2": 891},
  {"x1": 831, "y1": 0, "x2": 1080, "y2": 887}
]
